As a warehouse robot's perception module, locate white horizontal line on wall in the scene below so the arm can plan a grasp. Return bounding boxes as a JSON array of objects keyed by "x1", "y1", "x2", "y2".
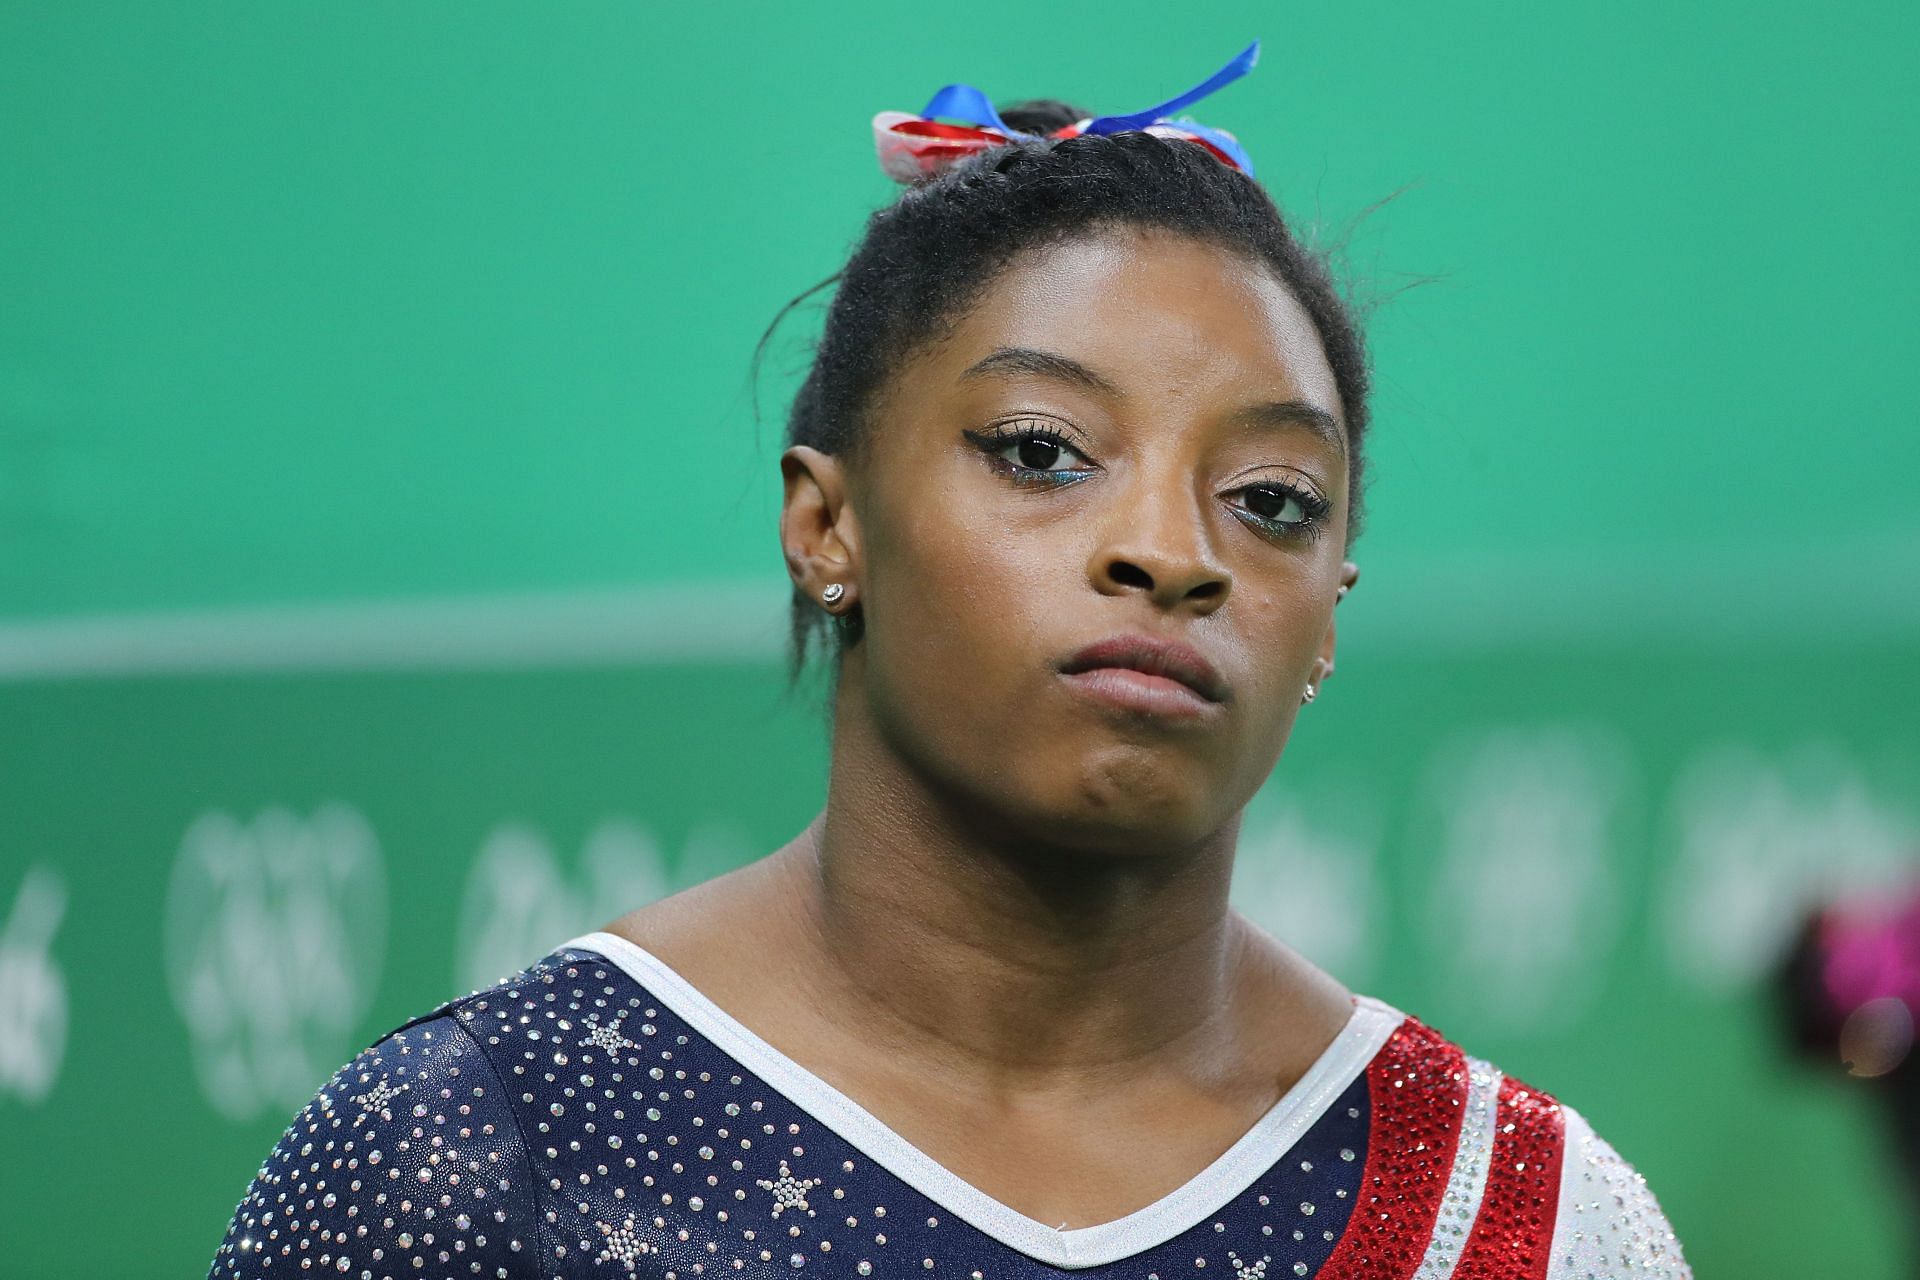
[
  {"x1": 0, "y1": 583, "x2": 792, "y2": 681},
  {"x1": 0, "y1": 544, "x2": 1913, "y2": 681}
]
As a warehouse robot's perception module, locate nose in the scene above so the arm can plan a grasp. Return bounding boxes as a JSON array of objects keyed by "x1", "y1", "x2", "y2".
[{"x1": 1089, "y1": 480, "x2": 1231, "y2": 613}]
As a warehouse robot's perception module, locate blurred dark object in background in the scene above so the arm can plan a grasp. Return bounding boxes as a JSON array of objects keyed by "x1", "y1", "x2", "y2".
[{"x1": 1774, "y1": 874, "x2": 1920, "y2": 1269}]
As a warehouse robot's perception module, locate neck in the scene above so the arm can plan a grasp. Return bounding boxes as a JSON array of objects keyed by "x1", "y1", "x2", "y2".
[{"x1": 782, "y1": 694, "x2": 1257, "y2": 1093}]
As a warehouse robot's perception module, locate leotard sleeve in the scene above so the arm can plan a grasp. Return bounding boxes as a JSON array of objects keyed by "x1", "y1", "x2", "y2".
[
  {"x1": 1545, "y1": 1103, "x2": 1692, "y2": 1279},
  {"x1": 207, "y1": 1012, "x2": 547, "y2": 1279}
]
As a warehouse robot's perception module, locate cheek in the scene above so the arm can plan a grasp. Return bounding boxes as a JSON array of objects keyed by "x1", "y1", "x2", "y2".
[
  {"x1": 1237, "y1": 582, "x2": 1330, "y2": 686},
  {"x1": 851, "y1": 462, "x2": 1120, "y2": 803},
  {"x1": 1215, "y1": 578, "x2": 1320, "y2": 719},
  {"x1": 863, "y1": 481, "x2": 1062, "y2": 694},
  {"x1": 1236, "y1": 587, "x2": 1313, "y2": 717}
]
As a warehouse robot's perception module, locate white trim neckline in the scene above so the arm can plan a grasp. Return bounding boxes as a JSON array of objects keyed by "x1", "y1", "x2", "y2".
[{"x1": 561, "y1": 930, "x2": 1404, "y2": 1270}]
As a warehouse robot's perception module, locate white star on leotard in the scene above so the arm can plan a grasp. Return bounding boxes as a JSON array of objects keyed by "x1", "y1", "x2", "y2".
[
  {"x1": 579, "y1": 1015, "x2": 635, "y2": 1055},
  {"x1": 350, "y1": 1075, "x2": 407, "y2": 1115},
  {"x1": 593, "y1": 1212, "x2": 656, "y2": 1272},
  {"x1": 756, "y1": 1159, "x2": 820, "y2": 1217},
  {"x1": 1229, "y1": 1251, "x2": 1271, "y2": 1280}
]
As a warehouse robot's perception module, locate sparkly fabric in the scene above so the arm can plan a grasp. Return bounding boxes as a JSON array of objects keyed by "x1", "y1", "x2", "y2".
[
  {"x1": 1545, "y1": 1107, "x2": 1691, "y2": 1279},
  {"x1": 209, "y1": 944, "x2": 1691, "y2": 1279},
  {"x1": 210, "y1": 946, "x2": 1369, "y2": 1279},
  {"x1": 1408, "y1": 1058, "x2": 1501, "y2": 1280},
  {"x1": 209, "y1": 1018, "x2": 541, "y2": 1277},
  {"x1": 1315, "y1": 1019, "x2": 1467, "y2": 1280},
  {"x1": 1451, "y1": 1077, "x2": 1565, "y2": 1279}
]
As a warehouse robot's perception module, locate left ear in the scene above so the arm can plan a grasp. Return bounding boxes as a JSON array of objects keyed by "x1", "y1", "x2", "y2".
[{"x1": 1312, "y1": 560, "x2": 1361, "y2": 687}]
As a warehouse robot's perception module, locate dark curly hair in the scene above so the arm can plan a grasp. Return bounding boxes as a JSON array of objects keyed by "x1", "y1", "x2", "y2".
[{"x1": 766, "y1": 99, "x2": 1376, "y2": 688}]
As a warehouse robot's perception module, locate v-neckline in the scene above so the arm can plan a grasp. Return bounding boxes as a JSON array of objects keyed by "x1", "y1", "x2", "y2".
[{"x1": 563, "y1": 930, "x2": 1403, "y2": 1270}]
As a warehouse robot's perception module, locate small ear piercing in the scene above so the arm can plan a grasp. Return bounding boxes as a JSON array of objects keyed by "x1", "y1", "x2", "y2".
[
  {"x1": 820, "y1": 583, "x2": 845, "y2": 605},
  {"x1": 1303, "y1": 656, "x2": 1336, "y2": 704},
  {"x1": 1336, "y1": 585, "x2": 1350, "y2": 601}
]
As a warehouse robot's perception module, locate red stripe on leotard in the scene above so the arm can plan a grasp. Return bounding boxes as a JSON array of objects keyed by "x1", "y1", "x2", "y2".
[
  {"x1": 1450, "y1": 1073, "x2": 1567, "y2": 1279},
  {"x1": 1317, "y1": 1016, "x2": 1470, "y2": 1280}
]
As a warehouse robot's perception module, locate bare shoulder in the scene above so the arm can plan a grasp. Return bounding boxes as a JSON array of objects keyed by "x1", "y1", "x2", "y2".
[
  {"x1": 599, "y1": 863, "x2": 747, "y2": 952},
  {"x1": 596, "y1": 842, "x2": 810, "y2": 991}
]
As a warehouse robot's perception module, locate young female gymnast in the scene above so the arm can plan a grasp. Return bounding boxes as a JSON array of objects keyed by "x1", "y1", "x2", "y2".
[{"x1": 211, "y1": 43, "x2": 1690, "y2": 1279}]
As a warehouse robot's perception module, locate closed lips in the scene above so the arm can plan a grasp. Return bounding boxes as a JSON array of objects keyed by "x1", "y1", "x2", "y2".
[{"x1": 1059, "y1": 637, "x2": 1228, "y2": 703}]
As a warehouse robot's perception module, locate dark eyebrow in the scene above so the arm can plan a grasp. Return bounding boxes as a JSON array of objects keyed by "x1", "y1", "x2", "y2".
[
  {"x1": 1240, "y1": 399, "x2": 1348, "y2": 458},
  {"x1": 958, "y1": 346, "x2": 1123, "y2": 399}
]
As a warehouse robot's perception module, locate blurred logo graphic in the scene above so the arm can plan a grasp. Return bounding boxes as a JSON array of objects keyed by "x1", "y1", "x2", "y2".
[
  {"x1": 1421, "y1": 728, "x2": 1630, "y2": 1031},
  {"x1": 0, "y1": 864, "x2": 68, "y2": 1104},
  {"x1": 455, "y1": 818, "x2": 678, "y2": 994},
  {"x1": 1662, "y1": 744, "x2": 1917, "y2": 993},
  {"x1": 165, "y1": 805, "x2": 387, "y2": 1122},
  {"x1": 1232, "y1": 791, "x2": 1382, "y2": 981}
]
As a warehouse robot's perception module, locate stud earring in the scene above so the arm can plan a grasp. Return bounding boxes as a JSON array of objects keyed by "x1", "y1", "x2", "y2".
[
  {"x1": 820, "y1": 583, "x2": 845, "y2": 605},
  {"x1": 1301, "y1": 681, "x2": 1317, "y2": 705}
]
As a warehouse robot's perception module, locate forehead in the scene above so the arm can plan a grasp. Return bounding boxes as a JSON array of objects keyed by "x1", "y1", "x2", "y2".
[{"x1": 911, "y1": 226, "x2": 1343, "y2": 422}]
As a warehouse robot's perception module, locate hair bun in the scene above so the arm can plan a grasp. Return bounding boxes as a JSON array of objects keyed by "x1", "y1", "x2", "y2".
[{"x1": 996, "y1": 99, "x2": 1091, "y2": 136}]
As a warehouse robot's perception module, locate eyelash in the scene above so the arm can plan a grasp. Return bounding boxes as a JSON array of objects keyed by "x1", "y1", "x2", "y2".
[
  {"x1": 964, "y1": 420, "x2": 1331, "y2": 540},
  {"x1": 964, "y1": 421, "x2": 1095, "y2": 486}
]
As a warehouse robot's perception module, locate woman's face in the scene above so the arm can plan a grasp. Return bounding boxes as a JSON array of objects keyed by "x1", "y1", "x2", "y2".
[{"x1": 788, "y1": 226, "x2": 1357, "y2": 854}]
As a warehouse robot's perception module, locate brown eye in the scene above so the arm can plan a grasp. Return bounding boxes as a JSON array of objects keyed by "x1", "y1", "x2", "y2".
[
  {"x1": 1228, "y1": 480, "x2": 1330, "y2": 539},
  {"x1": 1014, "y1": 438, "x2": 1063, "y2": 470},
  {"x1": 966, "y1": 424, "x2": 1095, "y2": 479},
  {"x1": 1242, "y1": 484, "x2": 1306, "y2": 524}
]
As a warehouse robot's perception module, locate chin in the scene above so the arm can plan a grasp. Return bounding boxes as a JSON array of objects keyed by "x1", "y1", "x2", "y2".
[{"x1": 980, "y1": 774, "x2": 1230, "y2": 858}]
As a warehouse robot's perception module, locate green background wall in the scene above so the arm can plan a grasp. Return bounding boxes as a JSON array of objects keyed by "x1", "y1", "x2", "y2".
[{"x1": 2, "y1": 2, "x2": 1916, "y2": 1274}]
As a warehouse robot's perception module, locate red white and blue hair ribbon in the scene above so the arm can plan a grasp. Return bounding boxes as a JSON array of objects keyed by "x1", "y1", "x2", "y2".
[{"x1": 873, "y1": 40, "x2": 1261, "y2": 185}]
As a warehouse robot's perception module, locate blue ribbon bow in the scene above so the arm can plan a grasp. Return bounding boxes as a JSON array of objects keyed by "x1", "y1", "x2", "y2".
[{"x1": 917, "y1": 40, "x2": 1261, "y2": 176}]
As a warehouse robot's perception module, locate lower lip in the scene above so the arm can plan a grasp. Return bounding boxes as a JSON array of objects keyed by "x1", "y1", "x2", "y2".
[{"x1": 1059, "y1": 667, "x2": 1221, "y2": 719}]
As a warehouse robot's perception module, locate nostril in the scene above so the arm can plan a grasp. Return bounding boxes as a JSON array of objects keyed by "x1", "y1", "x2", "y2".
[
  {"x1": 1187, "y1": 581, "x2": 1226, "y2": 601},
  {"x1": 1108, "y1": 560, "x2": 1154, "y2": 590}
]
